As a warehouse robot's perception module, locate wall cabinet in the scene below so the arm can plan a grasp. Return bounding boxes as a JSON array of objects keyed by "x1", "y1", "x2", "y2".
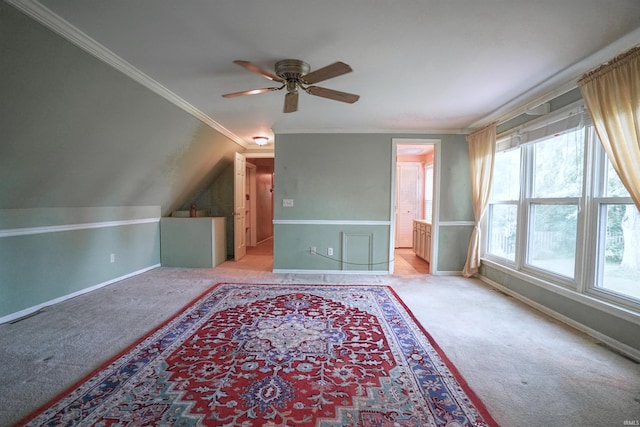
[
  {"x1": 412, "y1": 220, "x2": 431, "y2": 263},
  {"x1": 160, "y1": 217, "x2": 226, "y2": 268}
]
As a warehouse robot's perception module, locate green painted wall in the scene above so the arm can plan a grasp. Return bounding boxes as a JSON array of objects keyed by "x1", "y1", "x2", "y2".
[
  {"x1": 273, "y1": 133, "x2": 473, "y2": 272},
  {"x1": 274, "y1": 134, "x2": 392, "y2": 221},
  {"x1": 0, "y1": 3, "x2": 241, "y2": 214},
  {"x1": 273, "y1": 223, "x2": 391, "y2": 271},
  {"x1": 437, "y1": 133, "x2": 474, "y2": 272},
  {"x1": 207, "y1": 164, "x2": 235, "y2": 259},
  {"x1": 437, "y1": 225, "x2": 473, "y2": 272},
  {"x1": 438, "y1": 134, "x2": 473, "y2": 222},
  {"x1": 0, "y1": 207, "x2": 160, "y2": 318},
  {"x1": 273, "y1": 134, "x2": 392, "y2": 272},
  {"x1": 0, "y1": 3, "x2": 241, "y2": 319}
]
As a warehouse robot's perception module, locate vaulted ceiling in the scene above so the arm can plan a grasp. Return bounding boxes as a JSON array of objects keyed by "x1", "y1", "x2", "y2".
[{"x1": 11, "y1": 0, "x2": 640, "y2": 146}]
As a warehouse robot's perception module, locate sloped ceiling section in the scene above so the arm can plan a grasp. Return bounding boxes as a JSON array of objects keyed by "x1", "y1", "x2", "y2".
[{"x1": 0, "y1": 2, "x2": 241, "y2": 215}]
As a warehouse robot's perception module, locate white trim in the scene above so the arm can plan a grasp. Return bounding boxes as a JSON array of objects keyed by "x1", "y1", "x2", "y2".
[
  {"x1": 481, "y1": 258, "x2": 640, "y2": 326},
  {"x1": 438, "y1": 221, "x2": 475, "y2": 226},
  {"x1": 497, "y1": 100, "x2": 585, "y2": 139},
  {"x1": 435, "y1": 270, "x2": 464, "y2": 276},
  {"x1": 431, "y1": 140, "x2": 442, "y2": 275},
  {"x1": 272, "y1": 269, "x2": 388, "y2": 275},
  {"x1": 391, "y1": 138, "x2": 442, "y2": 275},
  {"x1": 479, "y1": 275, "x2": 640, "y2": 363},
  {"x1": 0, "y1": 264, "x2": 160, "y2": 325},
  {"x1": 245, "y1": 152, "x2": 275, "y2": 159},
  {"x1": 7, "y1": 0, "x2": 246, "y2": 148},
  {"x1": 389, "y1": 141, "x2": 398, "y2": 274},
  {"x1": 273, "y1": 128, "x2": 470, "y2": 135},
  {"x1": 273, "y1": 219, "x2": 390, "y2": 226},
  {"x1": 0, "y1": 217, "x2": 160, "y2": 238}
]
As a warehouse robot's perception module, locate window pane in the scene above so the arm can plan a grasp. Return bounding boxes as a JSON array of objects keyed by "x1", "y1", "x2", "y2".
[
  {"x1": 488, "y1": 204, "x2": 517, "y2": 261},
  {"x1": 599, "y1": 204, "x2": 640, "y2": 300},
  {"x1": 528, "y1": 204, "x2": 577, "y2": 278},
  {"x1": 532, "y1": 129, "x2": 584, "y2": 198},
  {"x1": 492, "y1": 148, "x2": 520, "y2": 201},
  {"x1": 605, "y1": 156, "x2": 630, "y2": 197}
]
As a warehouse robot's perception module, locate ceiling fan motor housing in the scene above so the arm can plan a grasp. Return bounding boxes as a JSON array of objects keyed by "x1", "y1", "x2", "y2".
[{"x1": 275, "y1": 59, "x2": 310, "y2": 82}]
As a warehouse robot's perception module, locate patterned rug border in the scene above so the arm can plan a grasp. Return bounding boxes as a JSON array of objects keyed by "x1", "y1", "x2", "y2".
[
  {"x1": 18, "y1": 282, "x2": 500, "y2": 426},
  {"x1": 381, "y1": 284, "x2": 499, "y2": 427}
]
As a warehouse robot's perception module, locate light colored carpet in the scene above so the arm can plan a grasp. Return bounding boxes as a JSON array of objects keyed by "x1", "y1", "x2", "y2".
[{"x1": 1, "y1": 242, "x2": 639, "y2": 426}]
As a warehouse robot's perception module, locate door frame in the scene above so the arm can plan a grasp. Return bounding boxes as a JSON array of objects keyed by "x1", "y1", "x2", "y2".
[
  {"x1": 390, "y1": 138, "x2": 441, "y2": 274},
  {"x1": 240, "y1": 152, "x2": 275, "y2": 250},
  {"x1": 234, "y1": 152, "x2": 247, "y2": 261},
  {"x1": 246, "y1": 162, "x2": 257, "y2": 247}
]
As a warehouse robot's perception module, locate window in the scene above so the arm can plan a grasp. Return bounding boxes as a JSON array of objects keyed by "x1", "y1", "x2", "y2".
[
  {"x1": 484, "y1": 106, "x2": 640, "y2": 308},
  {"x1": 526, "y1": 129, "x2": 584, "y2": 280},
  {"x1": 487, "y1": 148, "x2": 520, "y2": 262},
  {"x1": 593, "y1": 152, "x2": 640, "y2": 301},
  {"x1": 527, "y1": 203, "x2": 578, "y2": 278}
]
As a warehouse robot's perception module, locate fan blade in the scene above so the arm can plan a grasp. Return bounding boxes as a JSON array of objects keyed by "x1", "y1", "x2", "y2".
[
  {"x1": 222, "y1": 86, "x2": 281, "y2": 98},
  {"x1": 233, "y1": 60, "x2": 284, "y2": 83},
  {"x1": 306, "y1": 86, "x2": 360, "y2": 104},
  {"x1": 302, "y1": 61, "x2": 353, "y2": 84},
  {"x1": 284, "y1": 91, "x2": 298, "y2": 113}
]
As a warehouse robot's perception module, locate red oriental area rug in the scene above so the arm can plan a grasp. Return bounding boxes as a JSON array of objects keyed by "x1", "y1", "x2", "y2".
[{"x1": 19, "y1": 283, "x2": 499, "y2": 427}]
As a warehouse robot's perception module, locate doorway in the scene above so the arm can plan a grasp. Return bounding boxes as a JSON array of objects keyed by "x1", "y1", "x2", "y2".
[
  {"x1": 244, "y1": 156, "x2": 274, "y2": 246},
  {"x1": 391, "y1": 139, "x2": 440, "y2": 274}
]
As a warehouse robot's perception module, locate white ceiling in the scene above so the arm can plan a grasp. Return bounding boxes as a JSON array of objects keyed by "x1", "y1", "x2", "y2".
[{"x1": 17, "y1": 0, "x2": 640, "y2": 146}]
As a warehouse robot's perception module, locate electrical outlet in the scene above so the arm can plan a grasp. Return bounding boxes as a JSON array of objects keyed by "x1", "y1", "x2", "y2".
[
  {"x1": 110, "y1": 253, "x2": 115, "y2": 263},
  {"x1": 327, "y1": 247, "x2": 333, "y2": 256},
  {"x1": 282, "y1": 199, "x2": 294, "y2": 207},
  {"x1": 310, "y1": 246, "x2": 316, "y2": 254}
]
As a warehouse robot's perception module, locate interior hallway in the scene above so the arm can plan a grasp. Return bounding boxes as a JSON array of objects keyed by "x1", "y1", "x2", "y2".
[{"x1": 1, "y1": 241, "x2": 639, "y2": 426}]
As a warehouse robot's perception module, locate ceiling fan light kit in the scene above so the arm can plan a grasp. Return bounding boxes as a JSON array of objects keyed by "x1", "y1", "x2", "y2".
[{"x1": 223, "y1": 59, "x2": 359, "y2": 113}]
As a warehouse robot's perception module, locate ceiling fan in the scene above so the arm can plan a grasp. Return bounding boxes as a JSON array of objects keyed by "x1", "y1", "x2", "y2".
[{"x1": 222, "y1": 59, "x2": 360, "y2": 113}]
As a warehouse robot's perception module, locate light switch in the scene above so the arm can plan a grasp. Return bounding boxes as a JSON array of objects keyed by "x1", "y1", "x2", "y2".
[{"x1": 282, "y1": 199, "x2": 294, "y2": 207}]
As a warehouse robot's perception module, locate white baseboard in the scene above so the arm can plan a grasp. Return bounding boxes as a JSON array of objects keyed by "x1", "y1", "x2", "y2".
[
  {"x1": 433, "y1": 270, "x2": 463, "y2": 276},
  {"x1": 272, "y1": 269, "x2": 388, "y2": 275},
  {"x1": 479, "y1": 276, "x2": 640, "y2": 363},
  {"x1": 0, "y1": 264, "x2": 160, "y2": 325}
]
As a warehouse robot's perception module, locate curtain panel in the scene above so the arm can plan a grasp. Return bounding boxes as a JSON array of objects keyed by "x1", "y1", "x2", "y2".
[
  {"x1": 578, "y1": 46, "x2": 640, "y2": 209},
  {"x1": 462, "y1": 123, "x2": 496, "y2": 278}
]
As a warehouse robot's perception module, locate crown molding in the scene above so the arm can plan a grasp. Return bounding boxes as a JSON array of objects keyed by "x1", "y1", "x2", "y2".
[
  {"x1": 7, "y1": 0, "x2": 247, "y2": 148},
  {"x1": 273, "y1": 128, "x2": 470, "y2": 135}
]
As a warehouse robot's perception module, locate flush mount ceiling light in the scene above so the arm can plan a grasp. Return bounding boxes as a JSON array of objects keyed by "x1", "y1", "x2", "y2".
[{"x1": 253, "y1": 136, "x2": 269, "y2": 146}]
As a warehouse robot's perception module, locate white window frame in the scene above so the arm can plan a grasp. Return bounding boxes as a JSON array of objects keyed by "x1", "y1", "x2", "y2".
[
  {"x1": 485, "y1": 201, "x2": 520, "y2": 266},
  {"x1": 485, "y1": 146, "x2": 522, "y2": 266},
  {"x1": 482, "y1": 101, "x2": 640, "y2": 312},
  {"x1": 583, "y1": 130, "x2": 638, "y2": 306}
]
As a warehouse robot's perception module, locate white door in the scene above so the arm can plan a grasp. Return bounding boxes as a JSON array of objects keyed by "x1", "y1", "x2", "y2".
[
  {"x1": 395, "y1": 163, "x2": 421, "y2": 247},
  {"x1": 234, "y1": 152, "x2": 247, "y2": 261}
]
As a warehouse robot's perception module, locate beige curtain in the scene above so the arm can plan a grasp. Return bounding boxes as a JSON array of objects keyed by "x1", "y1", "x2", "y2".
[
  {"x1": 578, "y1": 46, "x2": 640, "y2": 210},
  {"x1": 462, "y1": 123, "x2": 496, "y2": 278}
]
